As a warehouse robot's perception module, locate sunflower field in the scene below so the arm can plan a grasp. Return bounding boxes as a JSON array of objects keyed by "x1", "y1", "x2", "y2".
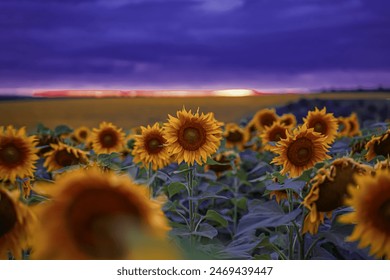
[{"x1": 1, "y1": 97, "x2": 390, "y2": 260}]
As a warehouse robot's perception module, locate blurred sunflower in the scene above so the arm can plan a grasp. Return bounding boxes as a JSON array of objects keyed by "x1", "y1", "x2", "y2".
[
  {"x1": 36, "y1": 135, "x2": 59, "y2": 157},
  {"x1": 337, "y1": 117, "x2": 351, "y2": 137},
  {"x1": 339, "y1": 169, "x2": 390, "y2": 259},
  {"x1": 223, "y1": 123, "x2": 250, "y2": 150},
  {"x1": 374, "y1": 158, "x2": 390, "y2": 171},
  {"x1": 279, "y1": 113, "x2": 297, "y2": 128},
  {"x1": 72, "y1": 126, "x2": 91, "y2": 144},
  {"x1": 0, "y1": 126, "x2": 38, "y2": 183},
  {"x1": 366, "y1": 129, "x2": 390, "y2": 161},
  {"x1": 91, "y1": 122, "x2": 125, "y2": 154},
  {"x1": 303, "y1": 158, "x2": 372, "y2": 235},
  {"x1": 271, "y1": 125, "x2": 331, "y2": 178},
  {"x1": 346, "y1": 113, "x2": 361, "y2": 137},
  {"x1": 245, "y1": 119, "x2": 257, "y2": 136},
  {"x1": 303, "y1": 107, "x2": 339, "y2": 145},
  {"x1": 204, "y1": 151, "x2": 240, "y2": 177},
  {"x1": 260, "y1": 122, "x2": 288, "y2": 151},
  {"x1": 164, "y1": 108, "x2": 222, "y2": 166},
  {"x1": 0, "y1": 188, "x2": 35, "y2": 259},
  {"x1": 270, "y1": 190, "x2": 298, "y2": 204},
  {"x1": 32, "y1": 168, "x2": 173, "y2": 260},
  {"x1": 132, "y1": 123, "x2": 170, "y2": 170},
  {"x1": 43, "y1": 142, "x2": 88, "y2": 172},
  {"x1": 252, "y1": 108, "x2": 278, "y2": 132}
]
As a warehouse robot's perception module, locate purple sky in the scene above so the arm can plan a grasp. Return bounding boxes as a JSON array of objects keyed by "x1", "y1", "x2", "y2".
[{"x1": 1, "y1": 0, "x2": 390, "y2": 92}]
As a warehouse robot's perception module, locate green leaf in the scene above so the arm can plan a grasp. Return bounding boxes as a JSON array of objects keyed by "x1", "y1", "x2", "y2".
[
  {"x1": 167, "y1": 182, "x2": 187, "y2": 198},
  {"x1": 205, "y1": 210, "x2": 228, "y2": 227},
  {"x1": 54, "y1": 125, "x2": 73, "y2": 136},
  {"x1": 232, "y1": 197, "x2": 247, "y2": 211},
  {"x1": 254, "y1": 254, "x2": 271, "y2": 260}
]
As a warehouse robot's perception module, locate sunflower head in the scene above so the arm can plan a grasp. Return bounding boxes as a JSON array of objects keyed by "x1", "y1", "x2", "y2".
[
  {"x1": 43, "y1": 142, "x2": 89, "y2": 172},
  {"x1": 252, "y1": 108, "x2": 279, "y2": 132},
  {"x1": 279, "y1": 113, "x2": 297, "y2": 128},
  {"x1": 365, "y1": 129, "x2": 390, "y2": 161},
  {"x1": 271, "y1": 125, "x2": 331, "y2": 178},
  {"x1": 204, "y1": 151, "x2": 240, "y2": 176},
  {"x1": 132, "y1": 123, "x2": 171, "y2": 170},
  {"x1": 303, "y1": 107, "x2": 339, "y2": 145},
  {"x1": 0, "y1": 126, "x2": 39, "y2": 183},
  {"x1": 223, "y1": 123, "x2": 250, "y2": 151},
  {"x1": 346, "y1": 113, "x2": 361, "y2": 137},
  {"x1": 32, "y1": 168, "x2": 171, "y2": 260},
  {"x1": 302, "y1": 158, "x2": 373, "y2": 235},
  {"x1": 72, "y1": 126, "x2": 91, "y2": 144},
  {"x1": 91, "y1": 122, "x2": 126, "y2": 154},
  {"x1": 0, "y1": 188, "x2": 35, "y2": 259},
  {"x1": 164, "y1": 108, "x2": 222, "y2": 166},
  {"x1": 260, "y1": 122, "x2": 289, "y2": 151},
  {"x1": 339, "y1": 169, "x2": 390, "y2": 259},
  {"x1": 337, "y1": 117, "x2": 351, "y2": 137}
]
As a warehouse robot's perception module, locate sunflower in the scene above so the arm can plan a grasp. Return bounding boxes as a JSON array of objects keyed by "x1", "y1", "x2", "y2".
[
  {"x1": 72, "y1": 126, "x2": 91, "y2": 144},
  {"x1": 302, "y1": 158, "x2": 373, "y2": 234},
  {"x1": 164, "y1": 108, "x2": 222, "y2": 166},
  {"x1": 271, "y1": 125, "x2": 331, "y2": 178},
  {"x1": 260, "y1": 122, "x2": 289, "y2": 151},
  {"x1": 279, "y1": 113, "x2": 297, "y2": 128},
  {"x1": 339, "y1": 169, "x2": 390, "y2": 259},
  {"x1": 252, "y1": 108, "x2": 279, "y2": 132},
  {"x1": 43, "y1": 142, "x2": 88, "y2": 172},
  {"x1": 91, "y1": 122, "x2": 126, "y2": 154},
  {"x1": 31, "y1": 168, "x2": 172, "y2": 260},
  {"x1": 204, "y1": 151, "x2": 240, "y2": 177},
  {"x1": 366, "y1": 129, "x2": 390, "y2": 161},
  {"x1": 132, "y1": 123, "x2": 171, "y2": 170},
  {"x1": 303, "y1": 107, "x2": 339, "y2": 145},
  {"x1": 346, "y1": 113, "x2": 361, "y2": 137},
  {"x1": 0, "y1": 188, "x2": 35, "y2": 259},
  {"x1": 337, "y1": 117, "x2": 351, "y2": 137},
  {"x1": 0, "y1": 126, "x2": 39, "y2": 183},
  {"x1": 223, "y1": 123, "x2": 250, "y2": 151}
]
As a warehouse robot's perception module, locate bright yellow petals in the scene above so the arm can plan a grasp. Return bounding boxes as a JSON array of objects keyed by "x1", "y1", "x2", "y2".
[
  {"x1": 0, "y1": 126, "x2": 38, "y2": 183},
  {"x1": 303, "y1": 107, "x2": 339, "y2": 145},
  {"x1": 252, "y1": 108, "x2": 279, "y2": 132},
  {"x1": 223, "y1": 123, "x2": 250, "y2": 151},
  {"x1": 339, "y1": 170, "x2": 390, "y2": 259},
  {"x1": 43, "y1": 142, "x2": 88, "y2": 172},
  {"x1": 302, "y1": 158, "x2": 373, "y2": 235},
  {"x1": 132, "y1": 123, "x2": 171, "y2": 170},
  {"x1": 0, "y1": 188, "x2": 35, "y2": 259},
  {"x1": 32, "y1": 168, "x2": 172, "y2": 260},
  {"x1": 366, "y1": 129, "x2": 390, "y2": 161},
  {"x1": 260, "y1": 122, "x2": 289, "y2": 151},
  {"x1": 91, "y1": 122, "x2": 125, "y2": 154},
  {"x1": 271, "y1": 125, "x2": 331, "y2": 178},
  {"x1": 164, "y1": 108, "x2": 222, "y2": 166}
]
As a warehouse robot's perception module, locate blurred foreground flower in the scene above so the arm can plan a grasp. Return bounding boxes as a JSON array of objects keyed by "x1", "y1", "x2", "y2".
[{"x1": 32, "y1": 168, "x2": 175, "y2": 260}]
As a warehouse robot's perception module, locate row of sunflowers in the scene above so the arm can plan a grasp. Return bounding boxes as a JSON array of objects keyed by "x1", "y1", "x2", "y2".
[{"x1": 0, "y1": 101, "x2": 389, "y2": 260}]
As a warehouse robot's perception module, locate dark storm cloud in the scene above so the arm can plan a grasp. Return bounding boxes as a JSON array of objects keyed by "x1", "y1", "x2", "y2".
[{"x1": 0, "y1": 0, "x2": 389, "y2": 89}]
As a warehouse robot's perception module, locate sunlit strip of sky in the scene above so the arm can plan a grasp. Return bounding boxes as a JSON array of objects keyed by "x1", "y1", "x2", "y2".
[{"x1": 0, "y1": 0, "x2": 389, "y2": 94}]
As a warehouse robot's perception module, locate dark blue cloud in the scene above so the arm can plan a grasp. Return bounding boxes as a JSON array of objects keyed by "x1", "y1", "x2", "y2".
[{"x1": 0, "y1": 0, "x2": 389, "y2": 90}]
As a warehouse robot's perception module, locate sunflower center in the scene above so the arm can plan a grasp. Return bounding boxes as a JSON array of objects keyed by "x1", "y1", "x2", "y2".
[
  {"x1": 313, "y1": 122, "x2": 326, "y2": 134},
  {"x1": 146, "y1": 137, "x2": 164, "y2": 154},
  {"x1": 0, "y1": 144, "x2": 22, "y2": 165},
  {"x1": 287, "y1": 137, "x2": 313, "y2": 167},
  {"x1": 178, "y1": 124, "x2": 207, "y2": 151},
  {"x1": 379, "y1": 200, "x2": 390, "y2": 224},
  {"x1": 226, "y1": 131, "x2": 243, "y2": 143},
  {"x1": 67, "y1": 188, "x2": 143, "y2": 259},
  {"x1": 54, "y1": 150, "x2": 80, "y2": 167},
  {"x1": 0, "y1": 192, "x2": 17, "y2": 237},
  {"x1": 270, "y1": 128, "x2": 286, "y2": 142},
  {"x1": 260, "y1": 113, "x2": 277, "y2": 128},
  {"x1": 79, "y1": 131, "x2": 88, "y2": 139},
  {"x1": 100, "y1": 130, "x2": 118, "y2": 148},
  {"x1": 373, "y1": 136, "x2": 390, "y2": 158}
]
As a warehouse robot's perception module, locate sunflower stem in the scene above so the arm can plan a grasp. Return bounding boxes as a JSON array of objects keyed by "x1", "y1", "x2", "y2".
[
  {"x1": 187, "y1": 164, "x2": 196, "y2": 249},
  {"x1": 304, "y1": 237, "x2": 324, "y2": 260},
  {"x1": 287, "y1": 189, "x2": 294, "y2": 259}
]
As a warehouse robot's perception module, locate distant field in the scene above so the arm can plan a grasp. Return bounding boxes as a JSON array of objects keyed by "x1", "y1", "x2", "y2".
[{"x1": 0, "y1": 92, "x2": 388, "y2": 131}]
